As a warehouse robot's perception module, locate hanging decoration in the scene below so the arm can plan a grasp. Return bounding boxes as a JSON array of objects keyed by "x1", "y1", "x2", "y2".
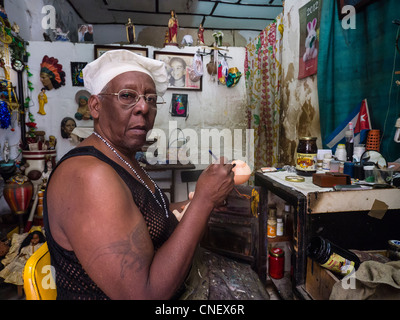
[
  {"x1": 226, "y1": 67, "x2": 242, "y2": 88},
  {"x1": 25, "y1": 112, "x2": 37, "y2": 140},
  {"x1": 0, "y1": 100, "x2": 10, "y2": 129}
]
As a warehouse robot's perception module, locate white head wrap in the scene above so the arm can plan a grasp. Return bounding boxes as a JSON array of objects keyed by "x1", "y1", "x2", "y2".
[{"x1": 82, "y1": 49, "x2": 168, "y2": 96}]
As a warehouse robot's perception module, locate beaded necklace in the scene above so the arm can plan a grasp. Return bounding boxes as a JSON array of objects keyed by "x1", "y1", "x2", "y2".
[{"x1": 93, "y1": 132, "x2": 169, "y2": 218}]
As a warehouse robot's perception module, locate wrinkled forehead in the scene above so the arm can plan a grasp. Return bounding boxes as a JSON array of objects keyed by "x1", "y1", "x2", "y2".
[{"x1": 105, "y1": 71, "x2": 157, "y2": 92}]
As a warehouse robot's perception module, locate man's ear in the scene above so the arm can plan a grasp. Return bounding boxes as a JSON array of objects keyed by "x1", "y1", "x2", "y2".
[{"x1": 88, "y1": 95, "x2": 101, "y2": 119}]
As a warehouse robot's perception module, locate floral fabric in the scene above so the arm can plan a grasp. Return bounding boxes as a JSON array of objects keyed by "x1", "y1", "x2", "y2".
[{"x1": 245, "y1": 13, "x2": 283, "y2": 169}]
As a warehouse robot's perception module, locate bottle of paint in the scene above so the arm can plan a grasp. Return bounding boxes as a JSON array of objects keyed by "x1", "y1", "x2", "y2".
[{"x1": 307, "y1": 236, "x2": 360, "y2": 276}]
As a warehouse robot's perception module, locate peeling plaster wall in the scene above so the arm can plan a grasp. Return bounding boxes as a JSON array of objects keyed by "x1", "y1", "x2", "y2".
[{"x1": 280, "y1": 0, "x2": 322, "y2": 166}]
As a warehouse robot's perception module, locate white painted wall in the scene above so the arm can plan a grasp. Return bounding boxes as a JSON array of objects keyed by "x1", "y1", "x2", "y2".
[{"x1": 0, "y1": 41, "x2": 248, "y2": 211}]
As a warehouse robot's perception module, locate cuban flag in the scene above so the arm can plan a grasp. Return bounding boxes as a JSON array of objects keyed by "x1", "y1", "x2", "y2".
[{"x1": 324, "y1": 99, "x2": 371, "y2": 150}]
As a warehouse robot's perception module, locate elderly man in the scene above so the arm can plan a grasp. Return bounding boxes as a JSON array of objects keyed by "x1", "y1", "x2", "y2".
[{"x1": 44, "y1": 50, "x2": 235, "y2": 300}]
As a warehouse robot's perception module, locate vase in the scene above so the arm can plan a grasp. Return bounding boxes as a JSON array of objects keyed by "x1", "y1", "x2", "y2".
[{"x1": 3, "y1": 174, "x2": 33, "y2": 232}]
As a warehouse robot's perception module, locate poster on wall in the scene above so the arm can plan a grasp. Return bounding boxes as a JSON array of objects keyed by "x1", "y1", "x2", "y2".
[
  {"x1": 298, "y1": 0, "x2": 322, "y2": 79},
  {"x1": 71, "y1": 62, "x2": 87, "y2": 87}
]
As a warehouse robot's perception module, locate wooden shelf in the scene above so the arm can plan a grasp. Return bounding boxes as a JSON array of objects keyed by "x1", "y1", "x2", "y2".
[{"x1": 267, "y1": 235, "x2": 292, "y2": 243}]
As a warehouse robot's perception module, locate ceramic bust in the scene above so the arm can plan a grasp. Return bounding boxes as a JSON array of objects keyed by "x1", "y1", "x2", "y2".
[
  {"x1": 74, "y1": 90, "x2": 92, "y2": 121},
  {"x1": 40, "y1": 56, "x2": 66, "y2": 90},
  {"x1": 61, "y1": 117, "x2": 76, "y2": 139}
]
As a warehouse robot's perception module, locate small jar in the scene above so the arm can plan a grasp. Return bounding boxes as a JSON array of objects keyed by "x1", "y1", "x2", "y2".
[
  {"x1": 296, "y1": 137, "x2": 318, "y2": 176},
  {"x1": 269, "y1": 247, "x2": 285, "y2": 279},
  {"x1": 267, "y1": 208, "x2": 277, "y2": 238},
  {"x1": 322, "y1": 153, "x2": 332, "y2": 171}
]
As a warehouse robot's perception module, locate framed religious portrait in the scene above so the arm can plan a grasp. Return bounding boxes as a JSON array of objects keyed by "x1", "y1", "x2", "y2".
[
  {"x1": 153, "y1": 51, "x2": 202, "y2": 91},
  {"x1": 337, "y1": 0, "x2": 376, "y2": 20},
  {"x1": 94, "y1": 45, "x2": 148, "y2": 59},
  {"x1": 170, "y1": 94, "x2": 188, "y2": 118}
]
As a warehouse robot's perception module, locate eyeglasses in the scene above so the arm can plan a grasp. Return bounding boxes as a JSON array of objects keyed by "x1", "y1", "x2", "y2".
[{"x1": 98, "y1": 89, "x2": 165, "y2": 109}]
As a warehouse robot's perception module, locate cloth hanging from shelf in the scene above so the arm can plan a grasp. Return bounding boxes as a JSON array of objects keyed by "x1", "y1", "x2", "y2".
[{"x1": 245, "y1": 12, "x2": 283, "y2": 170}]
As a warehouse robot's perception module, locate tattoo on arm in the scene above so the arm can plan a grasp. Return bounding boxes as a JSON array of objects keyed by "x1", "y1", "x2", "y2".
[{"x1": 88, "y1": 225, "x2": 151, "y2": 279}]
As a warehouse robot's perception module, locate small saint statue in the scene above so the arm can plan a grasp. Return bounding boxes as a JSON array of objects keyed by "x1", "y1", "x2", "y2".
[
  {"x1": 197, "y1": 23, "x2": 205, "y2": 45},
  {"x1": 2, "y1": 139, "x2": 10, "y2": 163},
  {"x1": 125, "y1": 18, "x2": 135, "y2": 44},
  {"x1": 37, "y1": 87, "x2": 48, "y2": 115},
  {"x1": 168, "y1": 10, "x2": 179, "y2": 45}
]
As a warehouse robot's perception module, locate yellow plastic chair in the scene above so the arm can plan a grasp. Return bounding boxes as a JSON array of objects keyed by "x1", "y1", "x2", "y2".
[{"x1": 23, "y1": 242, "x2": 57, "y2": 300}]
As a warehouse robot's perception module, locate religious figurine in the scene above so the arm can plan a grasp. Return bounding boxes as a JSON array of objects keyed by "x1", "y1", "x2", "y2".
[
  {"x1": 40, "y1": 56, "x2": 66, "y2": 90},
  {"x1": 61, "y1": 117, "x2": 76, "y2": 139},
  {"x1": 41, "y1": 158, "x2": 53, "y2": 188},
  {"x1": 164, "y1": 30, "x2": 169, "y2": 46},
  {"x1": 11, "y1": 22, "x2": 20, "y2": 35},
  {"x1": 37, "y1": 87, "x2": 48, "y2": 115},
  {"x1": 197, "y1": 23, "x2": 205, "y2": 45},
  {"x1": 74, "y1": 90, "x2": 92, "y2": 121},
  {"x1": 125, "y1": 18, "x2": 136, "y2": 44},
  {"x1": 0, "y1": 231, "x2": 46, "y2": 286},
  {"x1": 47, "y1": 135, "x2": 57, "y2": 150},
  {"x1": 168, "y1": 10, "x2": 179, "y2": 45},
  {"x1": 2, "y1": 139, "x2": 9, "y2": 163},
  {"x1": 53, "y1": 28, "x2": 70, "y2": 42},
  {"x1": 181, "y1": 35, "x2": 193, "y2": 46}
]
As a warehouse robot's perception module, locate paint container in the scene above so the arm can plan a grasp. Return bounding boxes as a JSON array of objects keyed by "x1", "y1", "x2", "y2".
[
  {"x1": 307, "y1": 236, "x2": 360, "y2": 276},
  {"x1": 353, "y1": 164, "x2": 365, "y2": 180},
  {"x1": 269, "y1": 247, "x2": 285, "y2": 279},
  {"x1": 343, "y1": 162, "x2": 354, "y2": 178},
  {"x1": 363, "y1": 165, "x2": 375, "y2": 182},
  {"x1": 329, "y1": 160, "x2": 340, "y2": 173}
]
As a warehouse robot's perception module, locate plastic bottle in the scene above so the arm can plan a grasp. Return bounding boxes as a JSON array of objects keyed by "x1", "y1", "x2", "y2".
[
  {"x1": 345, "y1": 122, "x2": 354, "y2": 162},
  {"x1": 267, "y1": 208, "x2": 277, "y2": 238},
  {"x1": 335, "y1": 144, "x2": 347, "y2": 162},
  {"x1": 307, "y1": 236, "x2": 361, "y2": 276},
  {"x1": 322, "y1": 153, "x2": 332, "y2": 171},
  {"x1": 277, "y1": 218, "x2": 284, "y2": 236}
]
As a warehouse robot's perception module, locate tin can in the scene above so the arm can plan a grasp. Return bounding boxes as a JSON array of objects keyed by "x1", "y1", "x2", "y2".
[
  {"x1": 296, "y1": 137, "x2": 318, "y2": 176},
  {"x1": 269, "y1": 247, "x2": 285, "y2": 279}
]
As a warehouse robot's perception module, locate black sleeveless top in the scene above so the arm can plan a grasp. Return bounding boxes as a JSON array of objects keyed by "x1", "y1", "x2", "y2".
[{"x1": 43, "y1": 146, "x2": 179, "y2": 300}]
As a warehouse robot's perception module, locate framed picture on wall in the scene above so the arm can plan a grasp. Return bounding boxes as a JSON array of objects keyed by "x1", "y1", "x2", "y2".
[
  {"x1": 153, "y1": 51, "x2": 202, "y2": 91},
  {"x1": 94, "y1": 45, "x2": 149, "y2": 59},
  {"x1": 70, "y1": 62, "x2": 87, "y2": 87},
  {"x1": 170, "y1": 94, "x2": 188, "y2": 118},
  {"x1": 337, "y1": 0, "x2": 376, "y2": 20}
]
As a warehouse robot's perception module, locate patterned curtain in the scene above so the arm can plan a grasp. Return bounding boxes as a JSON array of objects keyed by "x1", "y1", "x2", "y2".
[{"x1": 245, "y1": 12, "x2": 284, "y2": 169}]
